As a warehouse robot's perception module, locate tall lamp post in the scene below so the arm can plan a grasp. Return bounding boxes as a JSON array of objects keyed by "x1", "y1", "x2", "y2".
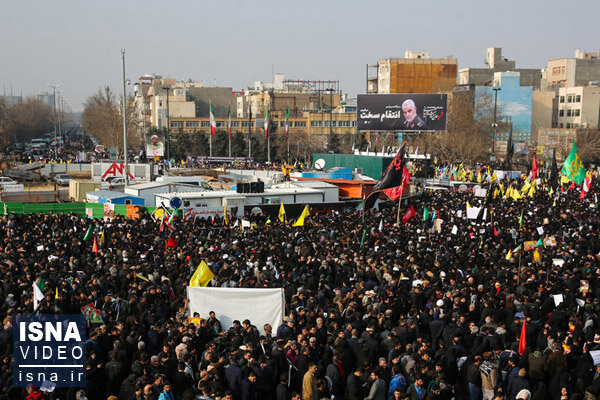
[
  {"x1": 121, "y1": 50, "x2": 129, "y2": 185},
  {"x1": 492, "y1": 87, "x2": 501, "y2": 156},
  {"x1": 162, "y1": 87, "x2": 171, "y2": 161}
]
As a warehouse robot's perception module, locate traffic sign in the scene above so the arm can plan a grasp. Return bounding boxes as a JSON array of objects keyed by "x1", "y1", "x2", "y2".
[{"x1": 169, "y1": 196, "x2": 182, "y2": 209}]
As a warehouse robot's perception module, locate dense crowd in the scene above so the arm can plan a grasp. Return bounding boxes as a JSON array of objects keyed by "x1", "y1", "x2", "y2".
[{"x1": 1, "y1": 176, "x2": 600, "y2": 400}]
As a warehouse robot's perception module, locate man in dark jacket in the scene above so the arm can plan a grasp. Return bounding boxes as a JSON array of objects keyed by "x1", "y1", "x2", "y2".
[
  {"x1": 225, "y1": 356, "x2": 244, "y2": 399},
  {"x1": 507, "y1": 369, "x2": 530, "y2": 400},
  {"x1": 345, "y1": 368, "x2": 365, "y2": 400}
]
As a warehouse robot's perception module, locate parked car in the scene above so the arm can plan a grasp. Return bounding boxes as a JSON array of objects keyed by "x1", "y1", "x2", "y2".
[
  {"x1": 0, "y1": 177, "x2": 17, "y2": 187},
  {"x1": 54, "y1": 174, "x2": 72, "y2": 186}
]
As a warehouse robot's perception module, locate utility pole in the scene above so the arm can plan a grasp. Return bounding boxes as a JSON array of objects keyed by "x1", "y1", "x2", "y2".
[
  {"x1": 163, "y1": 86, "x2": 171, "y2": 161},
  {"x1": 122, "y1": 49, "x2": 129, "y2": 185}
]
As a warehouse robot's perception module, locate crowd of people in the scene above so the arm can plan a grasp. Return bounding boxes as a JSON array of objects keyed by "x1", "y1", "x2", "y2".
[{"x1": 1, "y1": 174, "x2": 600, "y2": 400}]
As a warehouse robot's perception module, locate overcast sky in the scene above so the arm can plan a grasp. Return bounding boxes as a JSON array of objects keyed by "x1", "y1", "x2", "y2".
[{"x1": 1, "y1": 0, "x2": 599, "y2": 112}]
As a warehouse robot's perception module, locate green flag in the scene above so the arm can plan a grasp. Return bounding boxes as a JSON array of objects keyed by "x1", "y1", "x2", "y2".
[
  {"x1": 561, "y1": 141, "x2": 586, "y2": 184},
  {"x1": 83, "y1": 226, "x2": 93, "y2": 241},
  {"x1": 514, "y1": 244, "x2": 522, "y2": 252},
  {"x1": 535, "y1": 238, "x2": 543, "y2": 247},
  {"x1": 360, "y1": 229, "x2": 367, "y2": 248},
  {"x1": 36, "y1": 277, "x2": 47, "y2": 291},
  {"x1": 423, "y1": 207, "x2": 430, "y2": 222},
  {"x1": 519, "y1": 211, "x2": 523, "y2": 228}
]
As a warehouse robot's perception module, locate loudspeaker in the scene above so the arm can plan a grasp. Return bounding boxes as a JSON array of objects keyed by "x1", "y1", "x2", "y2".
[
  {"x1": 257, "y1": 181, "x2": 264, "y2": 193},
  {"x1": 242, "y1": 183, "x2": 250, "y2": 193},
  {"x1": 237, "y1": 184, "x2": 243, "y2": 193},
  {"x1": 250, "y1": 182, "x2": 259, "y2": 193}
]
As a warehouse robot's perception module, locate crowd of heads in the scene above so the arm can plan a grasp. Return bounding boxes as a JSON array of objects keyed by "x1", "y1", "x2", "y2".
[{"x1": 1, "y1": 175, "x2": 600, "y2": 400}]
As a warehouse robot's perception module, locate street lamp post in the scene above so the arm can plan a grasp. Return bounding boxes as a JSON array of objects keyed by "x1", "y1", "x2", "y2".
[
  {"x1": 121, "y1": 50, "x2": 129, "y2": 185},
  {"x1": 492, "y1": 87, "x2": 501, "y2": 156},
  {"x1": 163, "y1": 87, "x2": 171, "y2": 161}
]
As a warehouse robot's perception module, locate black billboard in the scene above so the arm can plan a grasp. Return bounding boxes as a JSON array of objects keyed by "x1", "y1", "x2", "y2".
[{"x1": 357, "y1": 94, "x2": 448, "y2": 132}]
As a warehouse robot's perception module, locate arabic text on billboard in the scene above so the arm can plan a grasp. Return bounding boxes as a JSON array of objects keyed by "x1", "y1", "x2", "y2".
[{"x1": 357, "y1": 94, "x2": 447, "y2": 132}]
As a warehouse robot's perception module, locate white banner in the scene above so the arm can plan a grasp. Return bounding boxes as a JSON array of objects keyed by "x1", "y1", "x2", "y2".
[
  {"x1": 187, "y1": 287, "x2": 284, "y2": 335},
  {"x1": 2, "y1": 184, "x2": 24, "y2": 192}
]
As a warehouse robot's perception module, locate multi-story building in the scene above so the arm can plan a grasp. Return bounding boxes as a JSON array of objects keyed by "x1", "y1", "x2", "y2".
[
  {"x1": 367, "y1": 51, "x2": 458, "y2": 94},
  {"x1": 541, "y1": 49, "x2": 600, "y2": 90},
  {"x1": 458, "y1": 47, "x2": 541, "y2": 88},
  {"x1": 556, "y1": 85, "x2": 600, "y2": 129}
]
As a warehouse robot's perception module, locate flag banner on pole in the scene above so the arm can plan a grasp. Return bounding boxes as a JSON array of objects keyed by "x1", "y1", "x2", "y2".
[
  {"x1": 209, "y1": 104, "x2": 216, "y2": 137},
  {"x1": 561, "y1": 141, "x2": 585, "y2": 184},
  {"x1": 285, "y1": 106, "x2": 290, "y2": 138},
  {"x1": 264, "y1": 104, "x2": 270, "y2": 139},
  {"x1": 364, "y1": 142, "x2": 406, "y2": 209},
  {"x1": 227, "y1": 106, "x2": 232, "y2": 140},
  {"x1": 190, "y1": 260, "x2": 215, "y2": 287}
]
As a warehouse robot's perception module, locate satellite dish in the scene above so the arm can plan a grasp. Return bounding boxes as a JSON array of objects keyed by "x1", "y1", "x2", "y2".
[{"x1": 314, "y1": 158, "x2": 326, "y2": 170}]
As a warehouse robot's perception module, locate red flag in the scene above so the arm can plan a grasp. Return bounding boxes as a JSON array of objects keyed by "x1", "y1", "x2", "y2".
[
  {"x1": 580, "y1": 175, "x2": 592, "y2": 200},
  {"x1": 159, "y1": 215, "x2": 165, "y2": 232},
  {"x1": 166, "y1": 235, "x2": 178, "y2": 249},
  {"x1": 384, "y1": 167, "x2": 411, "y2": 201},
  {"x1": 518, "y1": 320, "x2": 527, "y2": 356},
  {"x1": 92, "y1": 237, "x2": 98, "y2": 253},
  {"x1": 402, "y1": 206, "x2": 417, "y2": 223},
  {"x1": 568, "y1": 181, "x2": 575, "y2": 191},
  {"x1": 493, "y1": 227, "x2": 499, "y2": 237},
  {"x1": 531, "y1": 155, "x2": 538, "y2": 181}
]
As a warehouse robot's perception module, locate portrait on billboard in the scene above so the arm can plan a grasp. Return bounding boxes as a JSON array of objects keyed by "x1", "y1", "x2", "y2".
[
  {"x1": 146, "y1": 132, "x2": 165, "y2": 157},
  {"x1": 357, "y1": 94, "x2": 447, "y2": 131}
]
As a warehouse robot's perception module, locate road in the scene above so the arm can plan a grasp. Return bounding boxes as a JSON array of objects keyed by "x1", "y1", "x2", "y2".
[{"x1": 1, "y1": 189, "x2": 70, "y2": 202}]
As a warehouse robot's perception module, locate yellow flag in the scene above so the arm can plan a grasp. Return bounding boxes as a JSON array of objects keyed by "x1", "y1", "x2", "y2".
[
  {"x1": 499, "y1": 183, "x2": 505, "y2": 194},
  {"x1": 505, "y1": 249, "x2": 512, "y2": 260},
  {"x1": 466, "y1": 201, "x2": 472, "y2": 209},
  {"x1": 278, "y1": 203, "x2": 286, "y2": 223},
  {"x1": 512, "y1": 189, "x2": 521, "y2": 201},
  {"x1": 493, "y1": 188, "x2": 500, "y2": 199},
  {"x1": 135, "y1": 273, "x2": 150, "y2": 282},
  {"x1": 560, "y1": 175, "x2": 570, "y2": 185},
  {"x1": 521, "y1": 180, "x2": 531, "y2": 195},
  {"x1": 55, "y1": 287, "x2": 59, "y2": 299},
  {"x1": 528, "y1": 185, "x2": 536, "y2": 197},
  {"x1": 223, "y1": 206, "x2": 229, "y2": 226},
  {"x1": 477, "y1": 171, "x2": 483, "y2": 183},
  {"x1": 533, "y1": 249, "x2": 541, "y2": 262},
  {"x1": 553, "y1": 199, "x2": 556, "y2": 207},
  {"x1": 548, "y1": 187, "x2": 554, "y2": 197},
  {"x1": 190, "y1": 261, "x2": 214, "y2": 287},
  {"x1": 293, "y1": 205, "x2": 310, "y2": 227},
  {"x1": 491, "y1": 172, "x2": 497, "y2": 182},
  {"x1": 99, "y1": 229, "x2": 105, "y2": 247}
]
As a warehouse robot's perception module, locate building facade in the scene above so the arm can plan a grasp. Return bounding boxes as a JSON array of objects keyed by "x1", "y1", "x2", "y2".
[
  {"x1": 367, "y1": 52, "x2": 458, "y2": 94},
  {"x1": 458, "y1": 47, "x2": 541, "y2": 88},
  {"x1": 557, "y1": 85, "x2": 600, "y2": 129}
]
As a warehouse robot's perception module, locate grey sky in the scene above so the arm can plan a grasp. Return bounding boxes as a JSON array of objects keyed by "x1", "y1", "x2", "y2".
[{"x1": 1, "y1": 0, "x2": 599, "y2": 112}]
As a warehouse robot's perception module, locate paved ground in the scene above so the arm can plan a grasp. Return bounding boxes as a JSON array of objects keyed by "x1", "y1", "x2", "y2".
[{"x1": 1, "y1": 188, "x2": 69, "y2": 202}]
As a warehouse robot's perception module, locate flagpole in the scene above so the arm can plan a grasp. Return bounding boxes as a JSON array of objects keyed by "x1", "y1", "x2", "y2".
[
  {"x1": 266, "y1": 103, "x2": 270, "y2": 164},
  {"x1": 396, "y1": 190, "x2": 403, "y2": 225},
  {"x1": 209, "y1": 99, "x2": 213, "y2": 157},
  {"x1": 248, "y1": 103, "x2": 252, "y2": 159},
  {"x1": 228, "y1": 102, "x2": 232, "y2": 158},
  {"x1": 286, "y1": 103, "x2": 290, "y2": 163}
]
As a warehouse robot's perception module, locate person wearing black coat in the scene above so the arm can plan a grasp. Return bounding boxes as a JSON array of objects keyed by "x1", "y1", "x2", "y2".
[{"x1": 345, "y1": 368, "x2": 365, "y2": 400}]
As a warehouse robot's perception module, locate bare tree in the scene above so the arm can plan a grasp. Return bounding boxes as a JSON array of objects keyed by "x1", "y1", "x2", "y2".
[
  {"x1": 576, "y1": 129, "x2": 600, "y2": 163},
  {"x1": 82, "y1": 86, "x2": 141, "y2": 151},
  {"x1": 5, "y1": 97, "x2": 53, "y2": 145}
]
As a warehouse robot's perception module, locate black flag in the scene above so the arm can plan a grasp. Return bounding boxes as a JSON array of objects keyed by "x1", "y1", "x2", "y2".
[
  {"x1": 364, "y1": 143, "x2": 406, "y2": 209},
  {"x1": 549, "y1": 148, "x2": 558, "y2": 188},
  {"x1": 503, "y1": 123, "x2": 514, "y2": 170}
]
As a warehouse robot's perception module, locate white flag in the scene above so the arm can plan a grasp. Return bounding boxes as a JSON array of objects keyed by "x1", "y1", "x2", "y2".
[
  {"x1": 33, "y1": 282, "x2": 44, "y2": 311},
  {"x1": 378, "y1": 219, "x2": 383, "y2": 232}
]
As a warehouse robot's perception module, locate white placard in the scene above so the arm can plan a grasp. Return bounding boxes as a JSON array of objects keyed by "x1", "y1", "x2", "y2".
[
  {"x1": 466, "y1": 207, "x2": 480, "y2": 220},
  {"x1": 451, "y1": 225, "x2": 458, "y2": 235},
  {"x1": 36, "y1": 245, "x2": 44, "y2": 251},
  {"x1": 475, "y1": 189, "x2": 487, "y2": 198},
  {"x1": 590, "y1": 350, "x2": 600, "y2": 366},
  {"x1": 457, "y1": 210, "x2": 463, "y2": 218},
  {"x1": 242, "y1": 220, "x2": 251, "y2": 228},
  {"x1": 553, "y1": 294, "x2": 564, "y2": 307},
  {"x1": 552, "y1": 258, "x2": 564, "y2": 267},
  {"x1": 537, "y1": 227, "x2": 544, "y2": 235}
]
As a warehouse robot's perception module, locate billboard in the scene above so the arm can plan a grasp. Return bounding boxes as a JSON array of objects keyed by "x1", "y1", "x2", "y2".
[
  {"x1": 146, "y1": 132, "x2": 165, "y2": 157},
  {"x1": 357, "y1": 94, "x2": 447, "y2": 131}
]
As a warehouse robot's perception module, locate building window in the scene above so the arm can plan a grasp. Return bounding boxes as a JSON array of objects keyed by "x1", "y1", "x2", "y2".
[
  {"x1": 567, "y1": 95, "x2": 573, "y2": 103},
  {"x1": 186, "y1": 121, "x2": 199, "y2": 128},
  {"x1": 567, "y1": 109, "x2": 572, "y2": 117},
  {"x1": 294, "y1": 121, "x2": 306, "y2": 127},
  {"x1": 559, "y1": 123, "x2": 563, "y2": 128},
  {"x1": 311, "y1": 121, "x2": 322, "y2": 127},
  {"x1": 574, "y1": 109, "x2": 580, "y2": 116},
  {"x1": 575, "y1": 95, "x2": 581, "y2": 102},
  {"x1": 201, "y1": 121, "x2": 210, "y2": 127},
  {"x1": 280, "y1": 121, "x2": 286, "y2": 127},
  {"x1": 241, "y1": 122, "x2": 255, "y2": 128},
  {"x1": 216, "y1": 121, "x2": 224, "y2": 128},
  {"x1": 352, "y1": 121, "x2": 357, "y2": 127},
  {"x1": 339, "y1": 121, "x2": 351, "y2": 128},
  {"x1": 331, "y1": 121, "x2": 337, "y2": 128},
  {"x1": 323, "y1": 121, "x2": 330, "y2": 127},
  {"x1": 170, "y1": 121, "x2": 183, "y2": 128},
  {"x1": 231, "y1": 121, "x2": 240, "y2": 128},
  {"x1": 559, "y1": 96, "x2": 565, "y2": 103},
  {"x1": 559, "y1": 109, "x2": 564, "y2": 117},
  {"x1": 566, "y1": 123, "x2": 571, "y2": 128}
]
